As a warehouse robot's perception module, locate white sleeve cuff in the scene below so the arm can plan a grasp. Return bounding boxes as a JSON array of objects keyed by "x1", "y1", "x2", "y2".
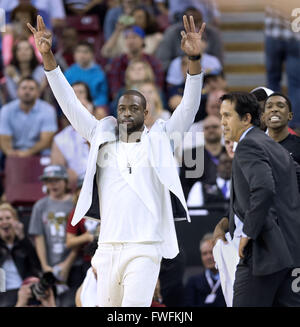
[{"x1": 44, "y1": 65, "x2": 61, "y2": 76}]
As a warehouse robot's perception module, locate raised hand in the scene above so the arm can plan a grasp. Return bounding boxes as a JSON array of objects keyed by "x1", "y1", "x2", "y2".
[
  {"x1": 27, "y1": 15, "x2": 52, "y2": 54},
  {"x1": 181, "y1": 15, "x2": 206, "y2": 57}
]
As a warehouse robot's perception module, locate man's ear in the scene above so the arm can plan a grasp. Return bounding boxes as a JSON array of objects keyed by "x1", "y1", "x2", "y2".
[
  {"x1": 144, "y1": 109, "x2": 148, "y2": 119},
  {"x1": 288, "y1": 111, "x2": 293, "y2": 121}
]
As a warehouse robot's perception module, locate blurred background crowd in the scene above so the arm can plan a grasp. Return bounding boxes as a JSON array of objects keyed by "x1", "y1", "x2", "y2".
[{"x1": 0, "y1": 0, "x2": 299, "y2": 307}]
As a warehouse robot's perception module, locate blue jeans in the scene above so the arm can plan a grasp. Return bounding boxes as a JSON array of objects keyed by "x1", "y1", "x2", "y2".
[{"x1": 265, "y1": 36, "x2": 300, "y2": 128}]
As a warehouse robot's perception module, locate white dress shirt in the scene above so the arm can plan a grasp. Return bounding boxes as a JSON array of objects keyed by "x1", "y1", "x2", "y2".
[{"x1": 96, "y1": 131, "x2": 163, "y2": 244}]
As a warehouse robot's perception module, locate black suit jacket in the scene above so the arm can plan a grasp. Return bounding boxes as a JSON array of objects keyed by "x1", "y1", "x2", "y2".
[
  {"x1": 229, "y1": 127, "x2": 300, "y2": 276},
  {"x1": 0, "y1": 237, "x2": 41, "y2": 280},
  {"x1": 184, "y1": 271, "x2": 226, "y2": 307}
]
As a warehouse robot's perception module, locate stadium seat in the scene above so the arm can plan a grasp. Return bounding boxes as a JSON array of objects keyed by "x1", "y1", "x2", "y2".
[
  {"x1": 65, "y1": 14, "x2": 105, "y2": 65},
  {"x1": 4, "y1": 156, "x2": 45, "y2": 205},
  {"x1": 66, "y1": 15, "x2": 100, "y2": 33}
]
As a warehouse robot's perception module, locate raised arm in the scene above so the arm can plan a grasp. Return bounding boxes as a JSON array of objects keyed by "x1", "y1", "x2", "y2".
[
  {"x1": 27, "y1": 16, "x2": 97, "y2": 142},
  {"x1": 165, "y1": 15, "x2": 205, "y2": 136},
  {"x1": 181, "y1": 15, "x2": 204, "y2": 75},
  {"x1": 27, "y1": 16, "x2": 56, "y2": 71}
]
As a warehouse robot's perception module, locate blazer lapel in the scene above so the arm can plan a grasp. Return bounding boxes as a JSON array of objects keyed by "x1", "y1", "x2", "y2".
[{"x1": 146, "y1": 130, "x2": 190, "y2": 221}]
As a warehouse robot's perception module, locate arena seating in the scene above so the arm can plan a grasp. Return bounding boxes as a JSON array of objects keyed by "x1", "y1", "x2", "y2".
[{"x1": 4, "y1": 156, "x2": 45, "y2": 206}]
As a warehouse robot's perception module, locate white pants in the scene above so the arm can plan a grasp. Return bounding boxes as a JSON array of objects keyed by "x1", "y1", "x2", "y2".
[
  {"x1": 91, "y1": 242, "x2": 162, "y2": 307},
  {"x1": 80, "y1": 267, "x2": 98, "y2": 307}
]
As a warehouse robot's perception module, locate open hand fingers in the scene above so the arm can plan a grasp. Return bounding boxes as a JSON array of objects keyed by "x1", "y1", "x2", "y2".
[
  {"x1": 38, "y1": 15, "x2": 46, "y2": 31},
  {"x1": 37, "y1": 15, "x2": 43, "y2": 31},
  {"x1": 198, "y1": 22, "x2": 206, "y2": 36},
  {"x1": 27, "y1": 23, "x2": 36, "y2": 34},
  {"x1": 189, "y1": 15, "x2": 196, "y2": 33},
  {"x1": 183, "y1": 15, "x2": 203, "y2": 34},
  {"x1": 183, "y1": 15, "x2": 190, "y2": 33}
]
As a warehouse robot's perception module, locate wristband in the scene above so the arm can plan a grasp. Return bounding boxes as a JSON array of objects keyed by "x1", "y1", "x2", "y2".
[{"x1": 188, "y1": 54, "x2": 201, "y2": 61}]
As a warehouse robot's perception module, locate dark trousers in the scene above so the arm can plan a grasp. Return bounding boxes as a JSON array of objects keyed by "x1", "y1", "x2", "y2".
[
  {"x1": 159, "y1": 248, "x2": 186, "y2": 307},
  {"x1": 233, "y1": 243, "x2": 300, "y2": 307}
]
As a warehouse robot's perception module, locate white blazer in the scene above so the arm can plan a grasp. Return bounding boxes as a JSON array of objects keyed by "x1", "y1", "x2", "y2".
[{"x1": 45, "y1": 66, "x2": 203, "y2": 258}]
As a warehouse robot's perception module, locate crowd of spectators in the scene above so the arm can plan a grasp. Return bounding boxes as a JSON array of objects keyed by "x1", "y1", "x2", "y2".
[{"x1": 0, "y1": 0, "x2": 299, "y2": 307}]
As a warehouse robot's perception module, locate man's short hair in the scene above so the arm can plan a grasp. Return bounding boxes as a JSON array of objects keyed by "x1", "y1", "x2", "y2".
[
  {"x1": 18, "y1": 76, "x2": 39, "y2": 89},
  {"x1": 120, "y1": 90, "x2": 147, "y2": 110},
  {"x1": 264, "y1": 92, "x2": 292, "y2": 113},
  {"x1": 75, "y1": 41, "x2": 94, "y2": 53},
  {"x1": 220, "y1": 92, "x2": 261, "y2": 127}
]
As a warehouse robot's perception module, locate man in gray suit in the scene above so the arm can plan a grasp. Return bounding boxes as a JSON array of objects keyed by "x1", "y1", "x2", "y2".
[{"x1": 213, "y1": 92, "x2": 300, "y2": 306}]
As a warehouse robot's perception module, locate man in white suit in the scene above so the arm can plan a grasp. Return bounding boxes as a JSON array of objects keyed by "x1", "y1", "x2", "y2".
[{"x1": 28, "y1": 15, "x2": 205, "y2": 307}]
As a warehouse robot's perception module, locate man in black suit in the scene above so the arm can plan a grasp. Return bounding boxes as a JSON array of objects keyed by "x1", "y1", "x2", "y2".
[{"x1": 213, "y1": 92, "x2": 300, "y2": 306}]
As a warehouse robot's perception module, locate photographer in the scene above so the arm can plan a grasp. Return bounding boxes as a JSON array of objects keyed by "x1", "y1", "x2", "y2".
[{"x1": 15, "y1": 276, "x2": 56, "y2": 307}]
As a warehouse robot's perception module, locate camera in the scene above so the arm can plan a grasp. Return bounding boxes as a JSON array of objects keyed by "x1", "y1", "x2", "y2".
[{"x1": 30, "y1": 272, "x2": 57, "y2": 300}]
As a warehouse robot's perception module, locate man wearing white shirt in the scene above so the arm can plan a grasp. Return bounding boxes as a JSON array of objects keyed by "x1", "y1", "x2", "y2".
[
  {"x1": 28, "y1": 15, "x2": 205, "y2": 307},
  {"x1": 213, "y1": 92, "x2": 300, "y2": 307}
]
